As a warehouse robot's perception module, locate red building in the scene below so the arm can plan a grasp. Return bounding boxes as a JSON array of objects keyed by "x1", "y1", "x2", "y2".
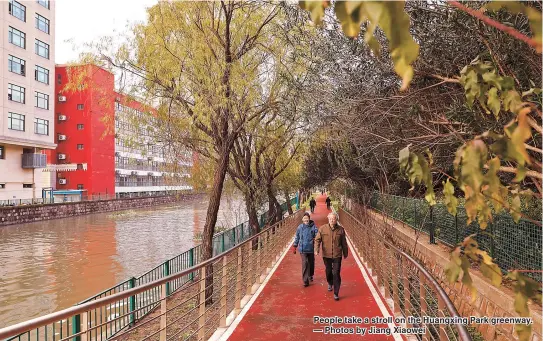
[
  {"x1": 50, "y1": 64, "x2": 116, "y2": 196},
  {"x1": 47, "y1": 64, "x2": 193, "y2": 198}
]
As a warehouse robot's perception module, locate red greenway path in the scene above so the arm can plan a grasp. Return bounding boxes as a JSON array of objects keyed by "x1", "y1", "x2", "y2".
[{"x1": 226, "y1": 194, "x2": 400, "y2": 341}]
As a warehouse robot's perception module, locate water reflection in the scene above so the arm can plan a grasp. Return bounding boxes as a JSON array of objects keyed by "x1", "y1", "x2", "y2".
[{"x1": 0, "y1": 194, "x2": 245, "y2": 327}]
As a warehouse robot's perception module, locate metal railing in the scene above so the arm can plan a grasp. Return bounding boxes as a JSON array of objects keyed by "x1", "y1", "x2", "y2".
[
  {"x1": 339, "y1": 207, "x2": 472, "y2": 341},
  {"x1": 368, "y1": 192, "x2": 542, "y2": 282},
  {"x1": 2, "y1": 196, "x2": 297, "y2": 341},
  {"x1": 0, "y1": 210, "x2": 303, "y2": 341},
  {"x1": 0, "y1": 191, "x2": 194, "y2": 207}
]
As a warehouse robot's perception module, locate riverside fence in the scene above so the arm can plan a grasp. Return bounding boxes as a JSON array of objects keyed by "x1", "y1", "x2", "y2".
[
  {"x1": 6, "y1": 196, "x2": 298, "y2": 341},
  {"x1": 368, "y1": 192, "x2": 542, "y2": 282}
]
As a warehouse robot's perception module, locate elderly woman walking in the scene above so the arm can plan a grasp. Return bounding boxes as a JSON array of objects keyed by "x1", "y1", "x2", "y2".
[{"x1": 292, "y1": 212, "x2": 318, "y2": 287}]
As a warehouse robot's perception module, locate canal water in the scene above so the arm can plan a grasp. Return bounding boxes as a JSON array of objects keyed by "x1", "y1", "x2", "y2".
[{"x1": 0, "y1": 194, "x2": 247, "y2": 328}]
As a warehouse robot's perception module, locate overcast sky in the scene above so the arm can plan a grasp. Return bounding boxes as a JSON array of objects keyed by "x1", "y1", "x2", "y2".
[{"x1": 55, "y1": 0, "x2": 158, "y2": 64}]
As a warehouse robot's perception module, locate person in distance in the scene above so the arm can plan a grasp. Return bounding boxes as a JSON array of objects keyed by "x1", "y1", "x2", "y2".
[
  {"x1": 292, "y1": 212, "x2": 318, "y2": 287},
  {"x1": 314, "y1": 212, "x2": 348, "y2": 301},
  {"x1": 309, "y1": 197, "x2": 317, "y2": 213}
]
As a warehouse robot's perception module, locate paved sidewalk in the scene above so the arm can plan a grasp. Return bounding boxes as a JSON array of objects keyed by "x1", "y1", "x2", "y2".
[{"x1": 226, "y1": 194, "x2": 398, "y2": 340}]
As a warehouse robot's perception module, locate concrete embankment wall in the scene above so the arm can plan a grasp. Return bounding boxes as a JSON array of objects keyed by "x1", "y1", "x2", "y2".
[{"x1": 0, "y1": 193, "x2": 204, "y2": 227}]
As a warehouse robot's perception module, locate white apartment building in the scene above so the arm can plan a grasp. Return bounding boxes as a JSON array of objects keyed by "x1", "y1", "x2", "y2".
[
  {"x1": 0, "y1": 0, "x2": 55, "y2": 201},
  {"x1": 114, "y1": 98, "x2": 192, "y2": 198}
]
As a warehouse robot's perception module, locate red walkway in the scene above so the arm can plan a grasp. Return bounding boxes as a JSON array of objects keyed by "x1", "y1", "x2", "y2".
[{"x1": 227, "y1": 194, "x2": 397, "y2": 340}]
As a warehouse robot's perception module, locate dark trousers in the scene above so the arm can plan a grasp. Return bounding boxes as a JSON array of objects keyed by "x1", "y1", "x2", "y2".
[
  {"x1": 310, "y1": 205, "x2": 315, "y2": 213},
  {"x1": 323, "y1": 257, "x2": 342, "y2": 295},
  {"x1": 300, "y1": 253, "x2": 315, "y2": 284}
]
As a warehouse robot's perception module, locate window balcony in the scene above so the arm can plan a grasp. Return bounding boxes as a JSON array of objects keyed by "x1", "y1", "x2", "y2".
[{"x1": 22, "y1": 153, "x2": 46, "y2": 168}]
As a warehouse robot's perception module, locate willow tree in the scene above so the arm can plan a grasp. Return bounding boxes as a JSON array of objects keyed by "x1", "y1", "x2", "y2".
[{"x1": 104, "y1": 2, "x2": 279, "y2": 262}]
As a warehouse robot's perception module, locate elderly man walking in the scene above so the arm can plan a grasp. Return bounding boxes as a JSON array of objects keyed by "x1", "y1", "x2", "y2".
[{"x1": 314, "y1": 212, "x2": 348, "y2": 301}]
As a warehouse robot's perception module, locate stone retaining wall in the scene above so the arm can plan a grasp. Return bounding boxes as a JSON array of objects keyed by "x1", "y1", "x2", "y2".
[{"x1": 0, "y1": 193, "x2": 203, "y2": 227}]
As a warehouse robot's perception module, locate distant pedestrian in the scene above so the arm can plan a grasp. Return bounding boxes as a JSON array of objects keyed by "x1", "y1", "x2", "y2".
[
  {"x1": 325, "y1": 196, "x2": 331, "y2": 209},
  {"x1": 309, "y1": 197, "x2": 316, "y2": 213},
  {"x1": 293, "y1": 212, "x2": 318, "y2": 286},
  {"x1": 315, "y1": 212, "x2": 348, "y2": 300}
]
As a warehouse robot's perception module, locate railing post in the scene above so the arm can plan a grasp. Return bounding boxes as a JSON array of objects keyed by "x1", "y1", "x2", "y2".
[
  {"x1": 72, "y1": 314, "x2": 81, "y2": 341},
  {"x1": 232, "y1": 226, "x2": 237, "y2": 246},
  {"x1": 235, "y1": 247, "x2": 242, "y2": 311},
  {"x1": 257, "y1": 235, "x2": 263, "y2": 283},
  {"x1": 163, "y1": 260, "x2": 170, "y2": 296},
  {"x1": 240, "y1": 223, "x2": 244, "y2": 241},
  {"x1": 129, "y1": 277, "x2": 136, "y2": 326},
  {"x1": 81, "y1": 312, "x2": 88, "y2": 341},
  {"x1": 429, "y1": 205, "x2": 436, "y2": 244},
  {"x1": 189, "y1": 249, "x2": 194, "y2": 281},
  {"x1": 437, "y1": 295, "x2": 447, "y2": 341},
  {"x1": 489, "y1": 221, "x2": 495, "y2": 258},
  {"x1": 455, "y1": 213, "x2": 458, "y2": 245},
  {"x1": 419, "y1": 274, "x2": 430, "y2": 340},
  {"x1": 160, "y1": 283, "x2": 167, "y2": 341},
  {"x1": 220, "y1": 255, "x2": 228, "y2": 328},
  {"x1": 402, "y1": 264, "x2": 411, "y2": 327},
  {"x1": 198, "y1": 266, "x2": 207, "y2": 341},
  {"x1": 246, "y1": 242, "x2": 253, "y2": 295},
  {"x1": 221, "y1": 233, "x2": 225, "y2": 253}
]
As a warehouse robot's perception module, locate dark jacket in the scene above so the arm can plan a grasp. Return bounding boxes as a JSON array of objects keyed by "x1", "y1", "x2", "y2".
[
  {"x1": 293, "y1": 220, "x2": 318, "y2": 253},
  {"x1": 309, "y1": 199, "x2": 316, "y2": 207},
  {"x1": 315, "y1": 223, "x2": 348, "y2": 259}
]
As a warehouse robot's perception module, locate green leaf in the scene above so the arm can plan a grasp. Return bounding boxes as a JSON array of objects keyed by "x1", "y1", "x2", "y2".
[
  {"x1": 443, "y1": 179, "x2": 458, "y2": 216},
  {"x1": 299, "y1": 1, "x2": 330, "y2": 26},
  {"x1": 480, "y1": 262, "x2": 503, "y2": 286},
  {"x1": 487, "y1": 87, "x2": 501, "y2": 119}
]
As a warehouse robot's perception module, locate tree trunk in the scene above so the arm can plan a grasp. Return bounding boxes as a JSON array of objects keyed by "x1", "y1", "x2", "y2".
[
  {"x1": 284, "y1": 190, "x2": 293, "y2": 215},
  {"x1": 267, "y1": 185, "x2": 282, "y2": 224},
  {"x1": 201, "y1": 150, "x2": 229, "y2": 306},
  {"x1": 245, "y1": 192, "x2": 260, "y2": 234}
]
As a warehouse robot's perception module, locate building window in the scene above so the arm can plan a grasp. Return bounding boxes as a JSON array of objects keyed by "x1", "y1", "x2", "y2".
[
  {"x1": 77, "y1": 144, "x2": 84, "y2": 150},
  {"x1": 0, "y1": 146, "x2": 4, "y2": 159},
  {"x1": 37, "y1": 0, "x2": 49, "y2": 9},
  {"x1": 77, "y1": 104, "x2": 84, "y2": 110},
  {"x1": 8, "y1": 55, "x2": 26, "y2": 76},
  {"x1": 77, "y1": 184, "x2": 84, "y2": 190},
  {"x1": 8, "y1": 83, "x2": 25, "y2": 104},
  {"x1": 34, "y1": 118, "x2": 49, "y2": 135},
  {"x1": 57, "y1": 74, "x2": 61, "y2": 85},
  {"x1": 23, "y1": 183, "x2": 33, "y2": 188},
  {"x1": 77, "y1": 164, "x2": 83, "y2": 170},
  {"x1": 35, "y1": 39, "x2": 49, "y2": 59},
  {"x1": 35, "y1": 65, "x2": 49, "y2": 84},
  {"x1": 9, "y1": 0, "x2": 26, "y2": 22},
  {"x1": 8, "y1": 27, "x2": 26, "y2": 49},
  {"x1": 35, "y1": 91, "x2": 49, "y2": 109},
  {"x1": 77, "y1": 124, "x2": 84, "y2": 130},
  {"x1": 8, "y1": 112, "x2": 25, "y2": 131},
  {"x1": 35, "y1": 14, "x2": 49, "y2": 34}
]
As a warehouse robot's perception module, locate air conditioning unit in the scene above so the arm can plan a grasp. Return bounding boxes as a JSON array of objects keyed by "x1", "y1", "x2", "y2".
[
  {"x1": 58, "y1": 115, "x2": 67, "y2": 121},
  {"x1": 58, "y1": 134, "x2": 67, "y2": 141},
  {"x1": 58, "y1": 154, "x2": 66, "y2": 160},
  {"x1": 58, "y1": 96, "x2": 67, "y2": 102},
  {"x1": 58, "y1": 179, "x2": 67, "y2": 185}
]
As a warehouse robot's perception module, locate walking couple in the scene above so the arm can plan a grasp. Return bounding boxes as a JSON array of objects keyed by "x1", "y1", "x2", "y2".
[{"x1": 292, "y1": 212, "x2": 348, "y2": 301}]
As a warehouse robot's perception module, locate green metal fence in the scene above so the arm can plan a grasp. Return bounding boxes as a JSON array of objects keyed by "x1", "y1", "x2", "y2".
[
  {"x1": 368, "y1": 192, "x2": 542, "y2": 282},
  {"x1": 6, "y1": 195, "x2": 298, "y2": 341}
]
